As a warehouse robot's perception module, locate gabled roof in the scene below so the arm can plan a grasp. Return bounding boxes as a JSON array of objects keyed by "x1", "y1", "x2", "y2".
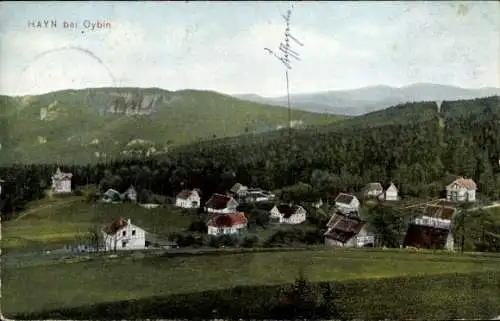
[
  {"x1": 52, "y1": 167, "x2": 73, "y2": 179},
  {"x1": 125, "y1": 185, "x2": 136, "y2": 193},
  {"x1": 335, "y1": 193, "x2": 355, "y2": 205},
  {"x1": 447, "y1": 177, "x2": 477, "y2": 190},
  {"x1": 424, "y1": 205, "x2": 456, "y2": 220},
  {"x1": 403, "y1": 223, "x2": 450, "y2": 249},
  {"x1": 206, "y1": 193, "x2": 234, "y2": 209},
  {"x1": 324, "y1": 213, "x2": 366, "y2": 243},
  {"x1": 230, "y1": 183, "x2": 247, "y2": 193},
  {"x1": 209, "y1": 212, "x2": 247, "y2": 227},
  {"x1": 386, "y1": 182, "x2": 398, "y2": 191},
  {"x1": 104, "y1": 189, "x2": 121, "y2": 197},
  {"x1": 103, "y1": 217, "x2": 128, "y2": 235},
  {"x1": 275, "y1": 204, "x2": 303, "y2": 218},
  {"x1": 365, "y1": 183, "x2": 383, "y2": 191},
  {"x1": 176, "y1": 189, "x2": 199, "y2": 200}
]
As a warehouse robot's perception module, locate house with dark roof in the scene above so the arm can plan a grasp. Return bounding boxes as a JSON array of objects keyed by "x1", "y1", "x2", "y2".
[
  {"x1": 446, "y1": 177, "x2": 477, "y2": 203},
  {"x1": 207, "y1": 212, "x2": 248, "y2": 236},
  {"x1": 102, "y1": 189, "x2": 122, "y2": 203},
  {"x1": 404, "y1": 204, "x2": 456, "y2": 251},
  {"x1": 378, "y1": 182, "x2": 399, "y2": 201},
  {"x1": 269, "y1": 203, "x2": 307, "y2": 224},
  {"x1": 334, "y1": 193, "x2": 360, "y2": 214},
  {"x1": 51, "y1": 167, "x2": 73, "y2": 194},
  {"x1": 403, "y1": 223, "x2": 454, "y2": 250},
  {"x1": 175, "y1": 189, "x2": 201, "y2": 209},
  {"x1": 101, "y1": 217, "x2": 146, "y2": 251},
  {"x1": 324, "y1": 212, "x2": 374, "y2": 247},
  {"x1": 363, "y1": 182, "x2": 384, "y2": 198},
  {"x1": 205, "y1": 193, "x2": 239, "y2": 214}
]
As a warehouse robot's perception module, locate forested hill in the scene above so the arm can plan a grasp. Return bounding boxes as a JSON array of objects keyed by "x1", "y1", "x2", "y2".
[
  {"x1": 0, "y1": 88, "x2": 344, "y2": 165},
  {"x1": 1, "y1": 96, "x2": 499, "y2": 219}
]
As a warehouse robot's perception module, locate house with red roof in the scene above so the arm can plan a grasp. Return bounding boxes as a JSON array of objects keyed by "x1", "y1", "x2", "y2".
[
  {"x1": 175, "y1": 189, "x2": 201, "y2": 209},
  {"x1": 269, "y1": 203, "x2": 307, "y2": 224},
  {"x1": 446, "y1": 177, "x2": 477, "y2": 203},
  {"x1": 207, "y1": 212, "x2": 248, "y2": 236},
  {"x1": 102, "y1": 217, "x2": 146, "y2": 251},
  {"x1": 324, "y1": 212, "x2": 374, "y2": 247},
  {"x1": 205, "y1": 193, "x2": 239, "y2": 214},
  {"x1": 334, "y1": 193, "x2": 360, "y2": 214}
]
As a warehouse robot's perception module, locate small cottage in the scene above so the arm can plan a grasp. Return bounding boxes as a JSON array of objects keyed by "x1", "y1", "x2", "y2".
[
  {"x1": 102, "y1": 189, "x2": 122, "y2": 203},
  {"x1": 446, "y1": 177, "x2": 476, "y2": 203},
  {"x1": 51, "y1": 168, "x2": 73, "y2": 194},
  {"x1": 122, "y1": 185, "x2": 137, "y2": 202},
  {"x1": 207, "y1": 212, "x2": 248, "y2": 236},
  {"x1": 230, "y1": 183, "x2": 248, "y2": 197},
  {"x1": 175, "y1": 189, "x2": 201, "y2": 209},
  {"x1": 102, "y1": 217, "x2": 146, "y2": 251},
  {"x1": 269, "y1": 203, "x2": 307, "y2": 224},
  {"x1": 334, "y1": 193, "x2": 360, "y2": 214},
  {"x1": 324, "y1": 212, "x2": 374, "y2": 247},
  {"x1": 363, "y1": 182, "x2": 384, "y2": 198},
  {"x1": 205, "y1": 193, "x2": 239, "y2": 214},
  {"x1": 379, "y1": 182, "x2": 399, "y2": 201}
]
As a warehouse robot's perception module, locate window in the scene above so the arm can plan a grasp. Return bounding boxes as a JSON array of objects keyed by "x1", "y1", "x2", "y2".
[
  {"x1": 122, "y1": 241, "x2": 126, "y2": 248},
  {"x1": 132, "y1": 230, "x2": 136, "y2": 236},
  {"x1": 122, "y1": 231, "x2": 126, "y2": 236}
]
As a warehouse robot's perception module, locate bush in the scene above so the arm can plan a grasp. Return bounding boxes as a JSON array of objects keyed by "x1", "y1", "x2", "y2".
[{"x1": 242, "y1": 235, "x2": 259, "y2": 248}]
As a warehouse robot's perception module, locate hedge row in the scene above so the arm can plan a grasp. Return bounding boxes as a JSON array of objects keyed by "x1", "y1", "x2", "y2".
[{"x1": 14, "y1": 271, "x2": 500, "y2": 320}]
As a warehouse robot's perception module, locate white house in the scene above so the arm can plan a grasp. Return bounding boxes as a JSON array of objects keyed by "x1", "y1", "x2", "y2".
[
  {"x1": 324, "y1": 213, "x2": 374, "y2": 247},
  {"x1": 269, "y1": 204, "x2": 307, "y2": 224},
  {"x1": 446, "y1": 177, "x2": 476, "y2": 203},
  {"x1": 175, "y1": 189, "x2": 201, "y2": 209},
  {"x1": 379, "y1": 182, "x2": 399, "y2": 201},
  {"x1": 102, "y1": 217, "x2": 146, "y2": 251},
  {"x1": 207, "y1": 212, "x2": 248, "y2": 236},
  {"x1": 205, "y1": 193, "x2": 239, "y2": 214},
  {"x1": 102, "y1": 189, "x2": 122, "y2": 203},
  {"x1": 122, "y1": 185, "x2": 137, "y2": 202},
  {"x1": 363, "y1": 182, "x2": 384, "y2": 198},
  {"x1": 51, "y1": 168, "x2": 72, "y2": 194},
  {"x1": 334, "y1": 193, "x2": 360, "y2": 214}
]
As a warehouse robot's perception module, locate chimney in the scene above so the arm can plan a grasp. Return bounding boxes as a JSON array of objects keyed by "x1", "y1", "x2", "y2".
[{"x1": 127, "y1": 218, "x2": 131, "y2": 225}]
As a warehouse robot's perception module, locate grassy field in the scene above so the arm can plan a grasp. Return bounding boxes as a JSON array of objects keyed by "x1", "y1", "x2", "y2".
[
  {"x1": 3, "y1": 247, "x2": 500, "y2": 317},
  {"x1": 1, "y1": 196, "x2": 198, "y2": 251}
]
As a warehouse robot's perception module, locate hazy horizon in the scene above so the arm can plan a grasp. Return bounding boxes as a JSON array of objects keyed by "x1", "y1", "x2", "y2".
[{"x1": 1, "y1": 1, "x2": 499, "y2": 96}]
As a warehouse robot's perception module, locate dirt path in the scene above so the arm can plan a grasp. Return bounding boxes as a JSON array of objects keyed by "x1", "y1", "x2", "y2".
[{"x1": 13, "y1": 197, "x2": 83, "y2": 222}]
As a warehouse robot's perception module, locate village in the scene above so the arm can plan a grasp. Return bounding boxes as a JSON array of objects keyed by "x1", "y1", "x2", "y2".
[{"x1": 12, "y1": 166, "x2": 489, "y2": 256}]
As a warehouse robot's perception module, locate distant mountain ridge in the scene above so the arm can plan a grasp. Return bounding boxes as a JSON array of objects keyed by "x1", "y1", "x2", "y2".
[{"x1": 234, "y1": 83, "x2": 500, "y2": 116}]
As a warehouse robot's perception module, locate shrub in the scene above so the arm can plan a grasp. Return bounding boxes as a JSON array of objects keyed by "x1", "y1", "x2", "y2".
[{"x1": 242, "y1": 235, "x2": 259, "y2": 248}]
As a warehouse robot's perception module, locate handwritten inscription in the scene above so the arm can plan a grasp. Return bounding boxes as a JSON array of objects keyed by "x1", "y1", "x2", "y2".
[{"x1": 27, "y1": 20, "x2": 111, "y2": 31}]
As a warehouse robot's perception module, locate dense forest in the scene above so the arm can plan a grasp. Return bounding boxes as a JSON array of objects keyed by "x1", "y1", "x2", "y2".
[{"x1": 1, "y1": 96, "x2": 499, "y2": 223}]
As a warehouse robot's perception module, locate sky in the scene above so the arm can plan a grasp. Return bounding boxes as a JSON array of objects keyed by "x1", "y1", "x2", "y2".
[{"x1": 0, "y1": 1, "x2": 499, "y2": 97}]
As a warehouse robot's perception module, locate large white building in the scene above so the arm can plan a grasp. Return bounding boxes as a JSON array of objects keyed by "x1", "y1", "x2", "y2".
[
  {"x1": 102, "y1": 217, "x2": 146, "y2": 251},
  {"x1": 207, "y1": 212, "x2": 248, "y2": 236},
  {"x1": 446, "y1": 177, "x2": 476, "y2": 203}
]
